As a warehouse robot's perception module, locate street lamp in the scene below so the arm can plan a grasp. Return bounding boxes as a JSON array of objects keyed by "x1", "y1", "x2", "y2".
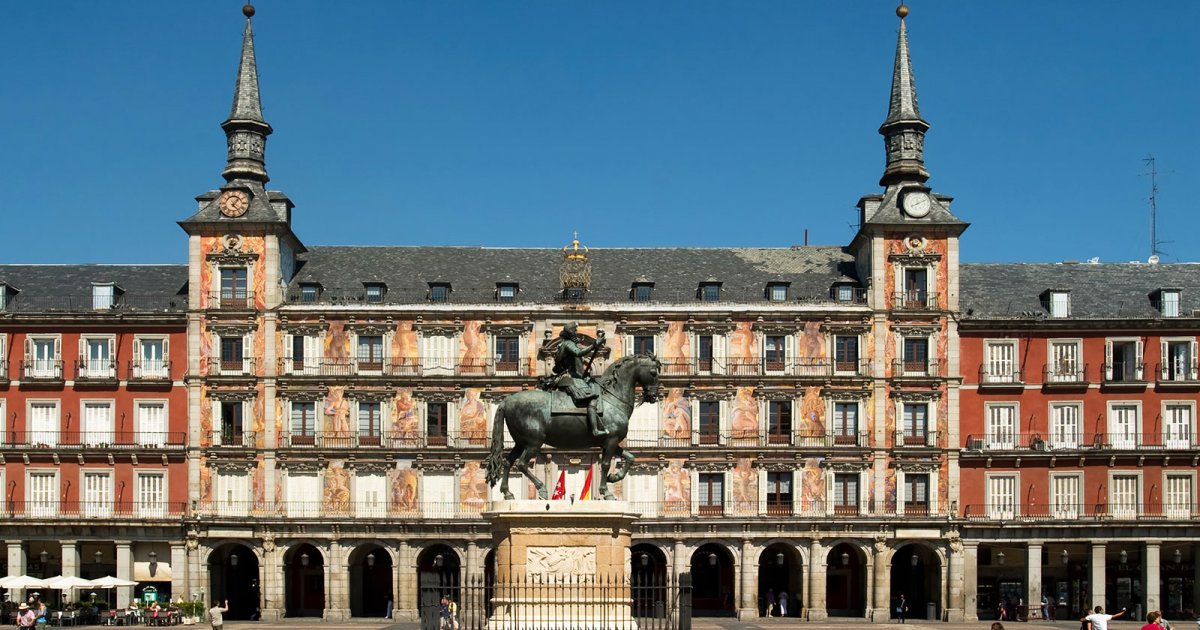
[
  {"x1": 910, "y1": 554, "x2": 919, "y2": 567},
  {"x1": 707, "y1": 553, "x2": 717, "y2": 567},
  {"x1": 39, "y1": 550, "x2": 48, "y2": 564},
  {"x1": 434, "y1": 554, "x2": 444, "y2": 568},
  {"x1": 367, "y1": 553, "x2": 376, "y2": 568},
  {"x1": 776, "y1": 552, "x2": 785, "y2": 566},
  {"x1": 639, "y1": 554, "x2": 649, "y2": 568},
  {"x1": 149, "y1": 551, "x2": 158, "y2": 563},
  {"x1": 997, "y1": 551, "x2": 1006, "y2": 565},
  {"x1": 1119, "y1": 550, "x2": 1128, "y2": 565},
  {"x1": 1061, "y1": 549, "x2": 1069, "y2": 565},
  {"x1": 841, "y1": 552, "x2": 850, "y2": 566},
  {"x1": 94, "y1": 550, "x2": 103, "y2": 564},
  {"x1": 230, "y1": 553, "x2": 239, "y2": 567},
  {"x1": 1174, "y1": 549, "x2": 1183, "y2": 564},
  {"x1": 300, "y1": 553, "x2": 310, "y2": 567}
]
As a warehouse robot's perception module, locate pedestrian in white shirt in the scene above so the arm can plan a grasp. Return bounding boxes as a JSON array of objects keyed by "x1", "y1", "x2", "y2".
[
  {"x1": 1085, "y1": 605, "x2": 1128, "y2": 630},
  {"x1": 209, "y1": 599, "x2": 229, "y2": 630}
]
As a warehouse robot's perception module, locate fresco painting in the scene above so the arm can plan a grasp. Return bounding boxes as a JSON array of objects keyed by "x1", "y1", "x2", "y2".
[
  {"x1": 392, "y1": 389, "x2": 418, "y2": 441},
  {"x1": 728, "y1": 322, "x2": 756, "y2": 363},
  {"x1": 801, "y1": 458, "x2": 823, "y2": 510},
  {"x1": 252, "y1": 385, "x2": 265, "y2": 448},
  {"x1": 730, "y1": 387, "x2": 758, "y2": 442},
  {"x1": 730, "y1": 458, "x2": 757, "y2": 515},
  {"x1": 324, "y1": 461, "x2": 351, "y2": 513},
  {"x1": 459, "y1": 461, "x2": 488, "y2": 511},
  {"x1": 324, "y1": 386, "x2": 350, "y2": 437},
  {"x1": 883, "y1": 467, "x2": 897, "y2": 512},
  {"x1": 251, "y1": 457, "x2": 265, "y2": 506},
  {"x1": 390, "y1": 467, "x2": 419, "y2": 513},
  {"x1": 883, "y1": 325, "x2": 896, "y2": 378},
  {"x1": 459, "y1": 389, "x2": 488, "y2": 445},
  {"x1": 252, "y1": 327, "x2": 266, "y2": 376},
  {"x1": 660, "y1": 388, "x2": 691, "y2": 441},
  {"x1": 325, "y1": 320, "x2": 351, "y2": 363},
  {"x1": 798, "y1": 321, "x2": 826, "y2": 359},
  {"x1": 885, "y1": 394, "x2": 897, "y2": 446},
  {"x1": 936, "y1": 387, "x2": 949, "y2": 448},
  {"x1": 662, "y1": 459, "x2": 690, "y2": 515},
  {"x1": 799, "y1": 386, "x2": 824, "y2": 435},
  {"x1": 199, "y1": 386, "x2": 212, "y2": 447},
  {"x1": 274, "y1": 397, "x2": 284, "y2": 448},
  {"x1": 459, "y1": 320, "x2": 487, "y2": 373},
  {"x1": 662, "y1": 321, "x2": 689, "y2": 364},
  {"x1": 392, "y1": 320, "x2": 418, "y2": 368},
  {"x1": 938, "y1": 465, "x2": 949, "y2": 512},
  {"x1": 198, "y1": 321, "x2": 212, "y2": 376},
  {"x1": 199, "y1": 466, "x2": 212, "y2": 504}
]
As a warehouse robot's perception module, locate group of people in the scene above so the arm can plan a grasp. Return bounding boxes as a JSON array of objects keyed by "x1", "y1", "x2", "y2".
[
  {"x1": 13, "y1": 595, "x2": 47, "y2": 628},
  {"x1": 763, "y1": 588, "x2": 790, "y2": 617},
  {"x1": 438, "y1": 595, "x2": 459, "y2": 629}
]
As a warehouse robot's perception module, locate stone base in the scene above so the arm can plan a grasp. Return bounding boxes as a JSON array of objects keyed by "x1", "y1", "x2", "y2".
[
  {"x1": 322, "y1": 608, "x2": 349, "y2": 622},
  {"x1": 871, "y1": 607, "x2": 890, "y2": 622},
  {"x1": 259, "y1": 608, "x2": 281, "y2": 622},
  {"x1": 808, "y1": 607, "x2": 828, "y2": 621},
  {"x1": 945, "y1": 607, "x2": 965, "y2": 622}
]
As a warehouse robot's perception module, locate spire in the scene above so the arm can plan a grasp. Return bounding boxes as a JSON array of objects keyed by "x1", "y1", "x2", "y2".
[
  {"x1": 221, "y1": 2, "x2": 273, "y2": 183},
  {"x1": 878, "y1": 3, "x2": 930, "y2": 187}
]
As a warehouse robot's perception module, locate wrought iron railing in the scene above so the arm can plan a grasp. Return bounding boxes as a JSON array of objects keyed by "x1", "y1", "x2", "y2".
[
  {"x1": 1, "y1": 431, "x2": 186, "y2": 449},
  {"x1": 1, "y1": 501, "x2": 186, "y2": 519},
  {"x1": 964, "y1": 432, "x2": 1197, "y2": 452},
  {"x1": 963, "y1": 503, "x2": 1200, "y2": 522}
]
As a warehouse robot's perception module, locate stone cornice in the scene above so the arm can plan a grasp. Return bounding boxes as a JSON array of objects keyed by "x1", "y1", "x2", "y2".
[
  {"x1": 412, "y1": 390, "x2": 462, "y2": 403},
  {"x1": 889, "y1": 389, "x2": 943, "y2": 401},
  {"x1": 821, "y1": 387, "x2": 872, "y2": 400},
  {"x1": 480, "y1": 322, "x2": 534, "y2": 336},
  {"x1": 278, "y1": 387, "x2": 328, "y2": 402},
  {"x1": 684, "y1": 321, "x2": 735, "y2": 334},
  {"x1": 614, "y1": 322, "x2": 668, "y2": 335},
  {"x1": 345, "y1": 318, "x2": 395, "y2": 336},
  {"x1": 344, "y1": 387, "x2": 394, "y2": 402},
  {"x1": 207, "y1": 387, "x2": 258, "y2": 402},
  {"x1": 414, "y1": 320, "x2": 463, "y2": 336},
  {"x1": 685, "y1": 388, "x2": 735, "y2": 402}
]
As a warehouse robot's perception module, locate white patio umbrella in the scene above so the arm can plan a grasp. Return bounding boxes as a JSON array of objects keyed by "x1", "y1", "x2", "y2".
[
  {"x1": 45, "y1": 575, "x2": 95, "y2": 591},
  {"x1": 88, "y1": 575, "x2": 137, "y2": 588},
  {"x1": 0, "y1": 575, "x2": 49, "y2": 589}
]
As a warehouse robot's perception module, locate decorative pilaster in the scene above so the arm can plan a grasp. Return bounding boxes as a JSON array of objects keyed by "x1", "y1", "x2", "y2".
[
  {"x1": 1090, "y1": 543, "x2": 1107, "y2": 610},
  {"x1": 946, "y1": 536, "x2": 966, "y2": 622},
  {"x1": 325, "y1": 540, "x2": 349, "y2": 622},
  {"x1": 116, "y1": 542, "x2": 134, "y2": 606},
  {"x1": 1144, "y1": 543, "x2": 1161, "y2": 614},
  {"x1": 673, "y1": 540, "x2": 686, "y2": 581},
  {"x1": 1027, "y1": 543, "x2": 1043, "y2": 619},
  {"x1": 60, "y1": 540, "x2": 79, "y2": 578},
  {"x1": 737, "y1": 539, "x2": 757, "y2": 619},
  {"x1": 807, "y1": 540, "x2": 827, "y2": 620},
  {"x1": 871, "y1": 538, "x2": 890, "y2": 621},
  {"x1": 963, "y1": 543, "x2": 979, "y2": 621},
  {"x1": 396, "y1": 542, "x2": 417, "y2": 621},
  {"x1": 170, "y1": 544, "x2": 188, "y2": 610},
  {"x1": 260, "y1": 537, "x2": 283, "y2": 622}
]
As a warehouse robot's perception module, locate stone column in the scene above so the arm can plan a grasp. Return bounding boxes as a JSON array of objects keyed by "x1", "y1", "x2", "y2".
[
  {"x1": 963, "y1": 543, "x2": 979, "y2": 622},
  {"x1": 1193, "y1": 547, "x2": 1200, "y2": 619},
  {"x1": 1090, "y1": 543, "x2": 1106, "y2": 610},
  {"x1": 60, "y1": 540, "x2": 79, "y2": 577},
  {"x1": 7, "y1": 541, "x2": 27, "y2": 601},
  {"x1": 1144, "y1": 542, "x2": 1161, "y2": 615},
  {"x1": 116, "y1": 542, "x2": 134, "y2": 607},
  {"x1": 871, "y1": 541, "x2": 890, "y2": 622},
  {"x1": 1027, "y1": 543, "x2": 1043, "y2": 619},
  {"x1": 260, "y1": 541, "x2": 283, "y2": 622},
  {"x1": 946, "y1": 539, "x2": 966, "y2": 622},
  {"x1": 170, "y1": 544, "x2": 187, "y2": 608},
  {"x1": 808, "y1": 540, "x2": 827, "y2": 620},
  {"x1": 464, "y1": 540, "x2": 484, "y2": 620},
  {"x1": 325, "y1": 540, "x2": 349, "y2": 621},
  {"x1": 737, "y1": 539, "x2": 756, "y2": 619},
  {"x1": 673, "y1": 540, "x2": 686, "y2": 581},
  {"x1": 396, "y1": 542, "x2": 417, "y2": 621}
]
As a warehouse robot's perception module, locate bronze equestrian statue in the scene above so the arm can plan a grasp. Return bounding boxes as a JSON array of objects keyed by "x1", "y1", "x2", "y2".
[
  {"x1": 484, "y1": 347, "x2": 661, "y2": 501},
  {"x1": 551, "y1": 323, "x2": 609, "y2": 436}
]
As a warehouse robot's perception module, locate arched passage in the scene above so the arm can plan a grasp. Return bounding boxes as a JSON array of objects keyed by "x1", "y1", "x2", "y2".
[
  {"x1": 631, "y1": 543, "x2": 669, "y2": 618},
  {"x1": 416, "y1": 544, "x2": 461, "y2": 611},
  {"x1": 349, "y1": 544, "x2": 392, "y2": 618},
  {"x1": 207, "y1": 543, "x2": 259, "y2": 620},
  {"x1": 690, "y1": 543, "x2": 735, "y2": 617},
  {"x1": 284, "y1": 543, "x2": 325, "y2": 617},
  {"x1": 826, "y1": 542, "x2": 867, "y2": 617},
  {"x1": 758, "y1": 543, "x2": 803, "y2": 618},
  {"x1": 891, "y1": 543, "x2": 942, "y2": 620}
]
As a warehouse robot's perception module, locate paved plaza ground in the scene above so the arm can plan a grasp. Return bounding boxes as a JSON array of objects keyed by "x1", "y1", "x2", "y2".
[{"x1": 209, "y1": 620, "x2": 1126, "y2": 629}]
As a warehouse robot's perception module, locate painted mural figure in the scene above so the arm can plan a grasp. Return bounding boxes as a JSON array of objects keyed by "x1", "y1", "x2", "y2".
[{"x1": 550, "y1": 323, "x2": 609, "y2": 436}]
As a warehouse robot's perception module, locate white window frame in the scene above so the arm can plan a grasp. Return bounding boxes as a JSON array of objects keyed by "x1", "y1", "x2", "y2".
[
  {"x1": 897, "y1": 331, "x2": 935, "y2": 376},
  {"x1": 132, "y1": 335, "x2": 170, "y2": 379},
  {"x1": 355, "y1": 400, "x2": 387, "y2": 444},
  {"x1": 353, "y1": 470, "x2": 387, "y2": 517},
  {"x1": 1048, "y1": 402, "x2": 1083, "y2": 449},
  {"x1": 80, "y1": 399, "x2": 115, "y2": 447},
  {"x1": 135, "y1": 470, "x2": 167, "y2": 518},
  {"x1": 895, "y1": 399, "x2": 937, "y2": 447},
  {"x1": 831, "y1": 333, "x2": 862, "y2": 376},
  {"x1": 896, "y1": 469, "x2": 937, "y2": 515},
  {"x1": 1162, "y1": 401, "x2": 1195, "y2": 449},
  {"x1": 894, "y1": 263, "x2": 933, "y2": 308},
  {"x1": 984, "y1": 402, "x2": 1018, "y2": 450},
  {"x1": 212, "y1": 332, "x2": 252, "y2": 376},
  {"x1": 81, "y1": 469, "x2": 113, "y2": 517},
  {"x1": 826, "y1": 469, "x2": 868, "y2": 516},
  {"x1": 135, "y1": 399, "x2": 169, "y2": 447},
  {"x1": 25, "y1": 334, "x2": 62, "y2": 379},
  {"x1": 1108, "y1": 471, "x2": 1142, "y2": 520},
  {"x1": 694, "y1": 471, "x2": 727, "y2": 515},
  {"x1": 27, "y1": 399, "x2": 60, "y2": 447},
  {"x1": 1104, "y1": 337, "x2": 1144, "y2": 382},
  {"x1": 692, "y1": 398, "x2": 726, "y2": 446},
  {"x1": 91, "y1": 283, "x2": 115, "y2": 310},
  {"x1": 288, "y1": 400, "x2": 319, "y2": 444},
  {"x1": 1049, "y1": 291, "x2": 1071, "y2": 318},
  {"x1": 759, "y1": 469, "x2": 795, "y2": 516},
  {"x1": 1047, "y1": 339, "x2": 1084, "y2": 383},
  {"x1": 1107, "y1": 401, "x2": 1142, "y2": 449},
  {"x1": 211, "y1": 399, "x2": 248, "y2": 447},
  {"x1": 353, "y1": 331, "x2": 389, "y2": 375},
  {"x1": 828, "y1": 399, "x2": 861, "y2": 445},
  {"x1": 1162, "y1": 471, "x2": 1194, "y2": 519},
  {"x1": 985, "y1": 472, "x2": 1019, "y2": 520},
  {"x1": 214, "y1": 468, "x2": 250, "y2": 517},
  {"x1": 78, "y1": 335, "x2": 116, "y2": 379},
  {"x1": 0, "y1": 399, "x2": 4, "y2": 446},
  {"x1": 1160, "y1": 290, "x2": 1182, "y2": 318},
  {"x1": 983, "y1": 339, "x2": 1020, "y2": 384},
  {"x1": 691, "y1": 331, "x2": 727, "y2": 375},
  {"x1": 1159, "y1": 338, "x2": 1199, "y2": 382},
  {"x1": 285, "y1": 468, "x2": 322, "y2": 517},
  {"x1": 419, "y1": 332, "x2": 458, "y2": 376},
  {"x1": 626, "y1": 398, "x2": 659, "y2": 448},
  {"x1": 490, "y1": 332, "x2": 525, "y2": 376},
  {"x1": 285, "y1": 332, "x2": 324, "y2": 376},
  {"x1": 27, "y1": 468, "x2": 59, "y2": 517},
  {"x1": 1050, "y1": 472, "x2": 1082, "y2": 520},
  {"x1": 761, "y1": 333, "x2": 793, "y2": 375}
]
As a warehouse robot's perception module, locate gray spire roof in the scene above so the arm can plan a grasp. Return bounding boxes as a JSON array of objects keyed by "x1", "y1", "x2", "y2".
[
  {"x1": 227, "y1": 18, "x2": 266, "y2": 124},
  {"x1": 882, "y1": 17, "x2": 927, "y2": 128},
  {"x1": 877, "y1": 11, "x2": 931, "y2": 188},
  {"x1": 220, "y1": 13, "x2": 272, "y2": 184}
]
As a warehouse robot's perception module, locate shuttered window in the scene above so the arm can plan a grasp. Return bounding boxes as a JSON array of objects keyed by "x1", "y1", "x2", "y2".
[
  {"x1": 28, "y1": 471, "x2": 58, "y2": 517},
  {"x1": 1165, "y1": 475, "x2": 1193, "y2": 518},
  {"x1": 1109, "y1": 475, "x2": 1140, "y2": 519},
  {"x1": 30, "y1": 402, "x2": 59, "y2": 447},
  {"x1": 1050, "y1": 403, "x2": 1081, "y2": 449},
  {"x1": 1051, "y1": 475, "x2": 1080, "y2": 519},
  {"x1": 82, "y1": 401, "x2": 114, "y2": 446},
  {"x1": 987, "y1": 475, "x2": 1016, "y2": 519},
  {"x1": 136, "y1": 472, "x2": 166, "y2": 517},
  {"x1": 83, "y1": 472, "x2": 112, "y2": 517},
  {"x1": 137, "y1": 402, "x2": 167, "y2": 446}
]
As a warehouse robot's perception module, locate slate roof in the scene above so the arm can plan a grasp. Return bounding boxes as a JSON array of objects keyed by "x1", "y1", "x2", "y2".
[
  {"x1": 961, "y1": 262, "x2": 1200, "y2": 319},
  {"x1": 287, "y1": 246, "x2": 861, "y2": 305},
  {"x1": 0, "y1": 265, "x2": 188, "y2": 313}
]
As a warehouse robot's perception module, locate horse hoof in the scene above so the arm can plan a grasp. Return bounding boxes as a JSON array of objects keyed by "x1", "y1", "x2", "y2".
[
  {"x1": 606, "y1": 474, "x2": 621, "y2": 483},
  {"x1": 603, "y1": 493, "x2": 616, "y2": 501},
  {"x1": 503, "y1": 493, "x2": 515, "y2": 500},
  {"x1": 536, "y1": 491, "x2": 549, "y2": 500}
]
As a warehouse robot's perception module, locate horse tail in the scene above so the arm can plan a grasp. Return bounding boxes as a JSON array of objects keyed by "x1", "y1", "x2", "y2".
[{"x1": 485, "y1": 400, "x2": 507, "y2": 487}]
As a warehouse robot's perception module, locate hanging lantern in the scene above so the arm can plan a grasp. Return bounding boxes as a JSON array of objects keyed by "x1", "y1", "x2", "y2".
[
  {"x1": 300, "y1": 553, "x2": 310, "y2": 567},
  {"x1": 910, "y1": 554, "x2": 919, "y2": 567},
  {"x1": 707, "y1": 552, "x2": 718, "y2": 567},
  {"x1": 996, "y1": 551, "x2": 1006, "y2": 565},
  {"x1": 94, "y1": 550, "x2": 103, "y2": 564},
  {"x1": 776, "y1": 552, "x2": 785, "y2": 566},
  {"x1": 367, "y1": 553, "x2": 376, "y2": 568},
  {"x1": 1061, "y1": 549, "x2": 1069, "y2": 565},
  {"x1": 1174, "y1": 549, "x2": 1183, "y2": 564},
  {"x1": 434, "y1": 554, "x2": 444, "y2": 568},
  {"x1": 1119, "y1": 550, "x2": 1128, "y2": 564},
  {"x1": 841, "y1": 552, "x2": 850, "y2": 566},
  {"x1": 639, "y1": 554, "x2": 649, "y2": 568},
  {"x1": 230, "y1": 553, "x2": 239, "y2": 567}
]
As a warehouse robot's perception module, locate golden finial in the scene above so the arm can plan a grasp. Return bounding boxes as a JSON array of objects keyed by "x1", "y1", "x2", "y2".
[
  {"x1": 563, "y1": 233, "x2": 589, "y2": 262},
  {"x1": 243, "y1": 1, "x2": 256, "y2": 18},
  {"x1": 896, "y1": 2, "x2": 909, "y2": 19}
]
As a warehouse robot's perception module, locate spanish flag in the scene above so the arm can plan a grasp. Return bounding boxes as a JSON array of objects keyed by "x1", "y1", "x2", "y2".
[{"x1": 579, "y1": 467, "x2": 594, "y2": 500}]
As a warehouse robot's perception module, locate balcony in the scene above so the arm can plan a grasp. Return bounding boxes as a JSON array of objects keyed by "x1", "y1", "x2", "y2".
[
  {"x1": 892, "y1": 358, "x2": 941, "y2": 379},
  {"x1": 978, "y1": 366, "x2": 1024, "y2": 388},
  {"x1": 965, "y1": 432, "x2": 1197, "y2": 453},
  {"x1": 276, "y1": 357, "x2": 529, "y2": 378},
  {"x1": 894, "y1": 430, "x2": 938, "y2": 448},
  {"x1": 207, "y1": 291, "x2": 256, "y2": 310},
  {"x1": 1, "y1": 501, "x2": 186, "y2": 520},
  {"x1": 128, "y1": 359, "x2": 172, "y2": 383},
  {"x1": 74, "y1": 358, "x2": 117, "y2": 384},
  {"x1": 963, "y1": 503, "x2": 1200, "y2": 523},
  {"x1": 197, "y1": 500, "x2": 488, "y2": 520},
  {"x1": 209, "y1": 430, "x2": 257, "y2": 448},
  {"x1": 1157, "y1": 362, "x2": 1200, "y2": 387},
  {"x1": 1043, "y1": 363, "x2": 1088, "y2": 387},
  {"x1": 2, "y1": 431, "x2": 186, "y2": 450},
  {"x1": 892, "y1": 291, "x2": 940, "y2": 311},
  {"x1": 662, "y1": 357, "x2": 868, "y2": 379},
  {"x1": 1101, "y1": 362, "x2": 1147, "y2": 388},
  {"x1": 21, "y1": 359, "x2": 64, "y2": 383},
  {"x1": 206, "y1": 357, "x2": 259, "y2": 378}
]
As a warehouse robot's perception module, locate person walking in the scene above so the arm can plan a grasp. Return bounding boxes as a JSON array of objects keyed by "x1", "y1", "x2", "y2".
[
  {"x1": 765, "y1": 589, "x2": 776, "y2": 617},
  {"x1": 778, "y1": 591, "x2": 789, "y2": 617},
  {"x1": 1084, "y1": 605, "x2": 1128, "y2": 630},
  {"x1": 896, "y1": 594, "x2": 908, "y2": 623},
  {"x1": 208, "y1": 599, "x2": 229, "y2": 630}
]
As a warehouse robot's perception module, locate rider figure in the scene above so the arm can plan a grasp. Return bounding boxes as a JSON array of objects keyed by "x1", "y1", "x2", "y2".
[{"x1": 553, "y1": 323, "x2": 608, "y2": 436}]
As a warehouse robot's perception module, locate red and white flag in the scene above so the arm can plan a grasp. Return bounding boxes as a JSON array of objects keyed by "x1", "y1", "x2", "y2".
[{"x1": 551, "y1": 470, "x2": 567, "y2": 500}]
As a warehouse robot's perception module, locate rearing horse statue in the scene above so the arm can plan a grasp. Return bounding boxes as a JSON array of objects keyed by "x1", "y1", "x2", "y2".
[{"x1": 485, "y1": 354, "x2": 661, "y2": 500}]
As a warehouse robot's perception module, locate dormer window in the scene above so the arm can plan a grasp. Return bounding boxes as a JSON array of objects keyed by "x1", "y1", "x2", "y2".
[
  {"x1": 429, "y1": 283, "x2": 451, "y2": 303},
  {"x1": 92, "y1": 283, "x2": 116, "y2": 310},
  {"x1": 631, "y1": 282, "x2": 653, "y2": 302},
  {"x1": 364, "y1": 283, "x2": 386, "y2": 303},
  {"x1": 0, "y1": 284, "x2": 10, "y2": 311},
  {"x1": 833, "y1": 284, "x2": 855, "y2": 302},
  {"x1": 1048, "y1": 290, "x2": 1071, "y2": 318},
  {"x1": 562, "y1": 287, "x2": 586, "y2": 302},
  {"x1": 699, "y1": 282, "x2": 721, "y2": 302},
  {"x1": 299, "y1": 284, "x2": 321, "y2": 303},
  {"x1": 497, "y1": 283, "x2": 518, "y2": 303},
  {"x1": 1159, "y1": 289, "x2": 1182, "y2": 318},
  {"x1": 766, "y1": 282, "x2": 789, "y2": 302}
]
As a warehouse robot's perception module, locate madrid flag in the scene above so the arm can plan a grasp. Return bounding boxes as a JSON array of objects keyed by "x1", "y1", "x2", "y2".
[{"x1": 551, "y1": 470, "x2": 567, "y2": 500}]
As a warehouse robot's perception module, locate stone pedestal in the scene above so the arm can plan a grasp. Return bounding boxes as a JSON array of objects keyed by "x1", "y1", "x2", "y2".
[{"x1": 485, "y1": 500, "x2": 640, "y2": 629}]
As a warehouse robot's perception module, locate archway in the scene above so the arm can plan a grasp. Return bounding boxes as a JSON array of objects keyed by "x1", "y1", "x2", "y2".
[
  {"x1": 207, "y1": 543, "x2": 259, "y2": 620},
  {"x1": 759, "y1": 543, "x2": 803, "y2": 618},
  {"x1": 690, "y1": 543, "x2": 735, "y2": 617},
  {"x1": 284, "y1": 543, "x2": 325, "y2": 617},
  {"x1": 891, "y1": 543, "x2": 942, "y2": 620},
  {"x1": 416, "y1": 545, "x2": 461, "y2": 611},
  {"x1": 349, "y1": 544, "x2": 392, "y2": 618},
  {"x1": 826, "y1": 542, "x2": 867, "y2": 617},
  {"x1": 631, "y1": 544, "x2": 669, "y2": 618}
]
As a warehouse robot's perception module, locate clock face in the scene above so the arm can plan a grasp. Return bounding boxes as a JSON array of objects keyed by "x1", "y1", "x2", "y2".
[
  {"x1": 902, "y1": 191, "x2": 931, "y2": 218},
  {"x1": 218, "y1": 189, "x2": 250, "y2": 218}
]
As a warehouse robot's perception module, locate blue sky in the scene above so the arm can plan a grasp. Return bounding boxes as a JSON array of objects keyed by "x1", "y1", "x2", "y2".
[{"x1": 2, "y1": 1, "x2": 1197, "y2": 264}]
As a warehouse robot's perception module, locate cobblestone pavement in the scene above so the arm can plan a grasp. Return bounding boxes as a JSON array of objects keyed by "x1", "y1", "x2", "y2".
[{"x1": 215, "y1": 620, "x2": 1107, "y2": 629}]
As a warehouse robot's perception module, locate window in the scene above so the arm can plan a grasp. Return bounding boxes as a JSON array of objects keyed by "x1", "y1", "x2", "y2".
[
  {"x1": 985, "y1": 404, "x2": 1017, "y2": 450},
  {"x1": 696, "y1": 335, "x2": 714, "y2": 372},
  {"x1": 215, "y1": 470, "x2": 250, "y2": 516},
  {"x1": 286, "y1": 471, "x2": 321, "y2": 517},
  {"x1": 0, "y1": 287, "x2": 7, "y2": 310},
  {"x1": 765, "y1": 471, "x2": 793, "y2": 515},
  {"x1": 983, "y1": 340, "x2": 1019, "y2": 384},
  {"x1": 81, "y1": 401, "x2": 114, "y2": 446},
  {"x1": 834, "y1": 285, "x2": 855, "y2": 302},
  {"x1": 496, "y1": 283, "x2": 517, "y2": 303},
  {"x1": 291, "y1": 402, "x2": 317, "y2": 445},
  {"x1": 698, "y1": 401, "x2": 720, "y2": 445},
  {"x1": 1160, "y1": 290, "x2": 1182, "y2": 317},
  {"x1": 986, "y1": 474, "x2": 1017, "y2": 519},
  {"x1": 495, "y1": 336, "x2": 520, "y2": 372},
  {"x1": 767, "y1": 283, "x2": 789, "y2": 302},
  {"x1": 358, "y1": 402, "x2": 382, "y2": 446},
  {"x1": 218, "y1": 401, "x2": 244, "y2": 447},
  {"x1": 832, "y1": 402, "x2": 859, "y2": 444},
  {"x1": 1164, "y1": 403, "x2": 1193, "y2": 448},
  {"x1": 1105, "y1": 339, "x2": 1143, "y2": 382},
  {"x1": 1049, "y1": 291, "x2": 1071, "y2": 318},
  {"x1": 92, "y1": 283, "x2": 115, "y2": 310},
  {"x1": 364, "y1": 283, "x2": 385, "y2": 303},
  {"x1": 632, "y1": 335, "x2": 655, "y2": 355},
  {"x1": 1051, "y1": 474, "x2": 1080, "y2": 519},
  {"x1": 80, "y1": 336, "x2": 114, "y2": 378},
  {"x1": 135, "y1": 472, "x2": 166, "y2": 517},
  {"x1": 832, "y1": 473, "x2": 859, "y2": 515},
  {"x1": 299, "y1": 284, "x2": 320, "y2": 302},
  {"x1": 27, "y1": 336, "x2": 60, "y2": 378},
  {"x1": 902, "y1": 336, "x2": 929, "y2": 374},
  {"x1": 83, "y1": 471, "x2": 112, "y2": 517},
  {"x1": 1160, "y1": 340, "x2": 1197, "y2": 382},
  {"x1": 699, "y1": 283, "x2": 721, "y2": 302},
  {"x1": 289, "y1": 333, "x2": 321, "y2": 375},
  {"x1": 632, "y1": 283, "x2": 653, "y2": 302},
  {"x1": 698, "y1": 473, "x2": 724, "y2": 515},
  {"x1": 1109, "y1": 474, "x2": 1140, "y2": 519},
  {"x1": 1048, "y1": 340, "x2": 1083, "y2": 383},
  {"x1": 903, "y1": 473, "x2": 930, "y2": 515},
  {"x1": 834, "y1": 335, "x2": 859, "y2": 373},
  {"x1": 27, "y1": 471, "x2": 58, "y2": 517},
  {"x1": 134, "y1": 337, "x2": 168, "y2": 378},
  {"x1": 902, "y1": 268, "x2": 928, "y2": 307},
  {"x1": 355, "y1": 472, "x2": 387, "y2": 517},
  {"x1": 563, "y1": 287, "x2": 586, "y2": 301},
  {"x1": 219, "y1": 268, "x2": 248, "y2": 302},
  {"x1": 1108, "y1": 403, "x2": 1140, "y2": 449},
  {"x1": 902, "y1": 403, "x2": 929, "y2": 446},
  {"x1": 427, "y1": 402, "x2": 449, "y2": 446},
  {"x1": 219, "y1": 336, "x2": 245, "y2": 373},
  {"x1": 1164, "y1": 474, "x2": 1193, "y2": 518},
  {"x1": 29, "y1": 402, "x2": 59, "y2": 447},
  {"x1": 764, "y1": 335, "x2": 787, "y2": 371},
  {"x1": 356, "y1": 335, "x2": 384, "y2": 372},
  {"x1": 767, "y1": 400, "x2": 792, "y2": 444},
  {"x1": 137, "y1": 401, "x2": 167, "y2": 446},
  {"x1": 1049, "y1": 403, "x2": 1082, "y2": 449},
  {"x1": 429, "y1": 283, "x2": 450, "y2": 303}
]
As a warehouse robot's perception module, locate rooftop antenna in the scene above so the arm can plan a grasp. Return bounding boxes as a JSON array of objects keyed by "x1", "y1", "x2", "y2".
[{"x1": 1140, "y1": 155, "x2": 1172, "y2": 259}]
